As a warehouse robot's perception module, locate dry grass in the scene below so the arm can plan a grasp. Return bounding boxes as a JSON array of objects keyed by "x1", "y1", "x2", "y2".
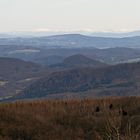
[{"x1": 0, "y1": 96, "x2": 140, "y2": 140}]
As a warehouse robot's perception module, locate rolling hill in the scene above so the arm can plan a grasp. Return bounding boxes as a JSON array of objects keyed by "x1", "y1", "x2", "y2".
[
  {"x1": 10, "y1": 62, "x2": 140, "y2": 100},
  {"x1": 0, "y1": 57, "x2": 46, "y2": 99},
  {"x1": 1, "y1": 45, "x2": 140, "y2": 65},
  {"x1": 0, "y1": 57, "x2": 42, "y2": 80},
  {"x1": 51, "y1": 54, "x2": 107, "y2": 69}
]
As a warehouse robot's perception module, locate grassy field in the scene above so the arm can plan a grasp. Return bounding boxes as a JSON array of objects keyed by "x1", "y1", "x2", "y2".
[{"x1": 0, "y1": 96, "x2": 140, "y2": 140}]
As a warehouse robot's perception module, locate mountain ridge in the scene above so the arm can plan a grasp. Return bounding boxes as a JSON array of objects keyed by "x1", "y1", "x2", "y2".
[
  {"x1": 1, "y1": 34, "x2": 140, "y2": 49},
  {"x1": 9, "y1": 62, "x2": 140, "y2": 100},
  {"x1": 51, "y1": 54, "x2": 107, "y2": 69}
]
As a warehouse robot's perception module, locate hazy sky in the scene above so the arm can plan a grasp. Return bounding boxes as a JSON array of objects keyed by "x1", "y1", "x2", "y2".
[{"x1": 0, "y1": 0, "x2": 140, "y2": 32}]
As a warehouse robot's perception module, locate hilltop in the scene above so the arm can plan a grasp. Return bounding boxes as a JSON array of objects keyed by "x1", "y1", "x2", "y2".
[{"x1": 51, "y1": 54, "x2": 106, "y2": 69}]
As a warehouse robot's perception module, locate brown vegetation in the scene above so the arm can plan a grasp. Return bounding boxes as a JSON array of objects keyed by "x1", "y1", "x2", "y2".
[
  {"x1": 18, "y1": 62, "x2": 140, "y2": 100},
  {"x1": 0, "y1": 96, "x2": 140, "y2": 140}
]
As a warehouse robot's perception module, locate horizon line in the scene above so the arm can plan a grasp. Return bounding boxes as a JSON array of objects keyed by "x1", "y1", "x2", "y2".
[{"x1": 1, "y1": 28, "x2": 140, "y2": 34}]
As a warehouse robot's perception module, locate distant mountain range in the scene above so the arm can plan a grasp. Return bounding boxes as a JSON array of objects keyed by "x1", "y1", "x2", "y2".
[
  {"x1": 1, "y1": 30, "x2": 140, "y2": 38},
  {"x1": 1, "y1": 34, "x2": 140, "y2": 49},
  {"x1": 1, "y1": 46, "x2": 140, "y2": 65},
  {"x1": 1, "y1": 32, "x2": 140, "y2": 101},
  {"x1": 90, "y1": 30, "x2": 140, "y2": 38}
]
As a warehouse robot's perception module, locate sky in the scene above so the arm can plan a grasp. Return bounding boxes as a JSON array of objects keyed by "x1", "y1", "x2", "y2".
[{"x1": 0, "y1": 0, "x2": 140, "y2": 32}]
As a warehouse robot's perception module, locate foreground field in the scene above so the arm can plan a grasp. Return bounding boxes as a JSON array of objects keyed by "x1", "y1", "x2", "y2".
[{"x1": 0, "y1": 97, "x2": 140, "y2": 140}]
